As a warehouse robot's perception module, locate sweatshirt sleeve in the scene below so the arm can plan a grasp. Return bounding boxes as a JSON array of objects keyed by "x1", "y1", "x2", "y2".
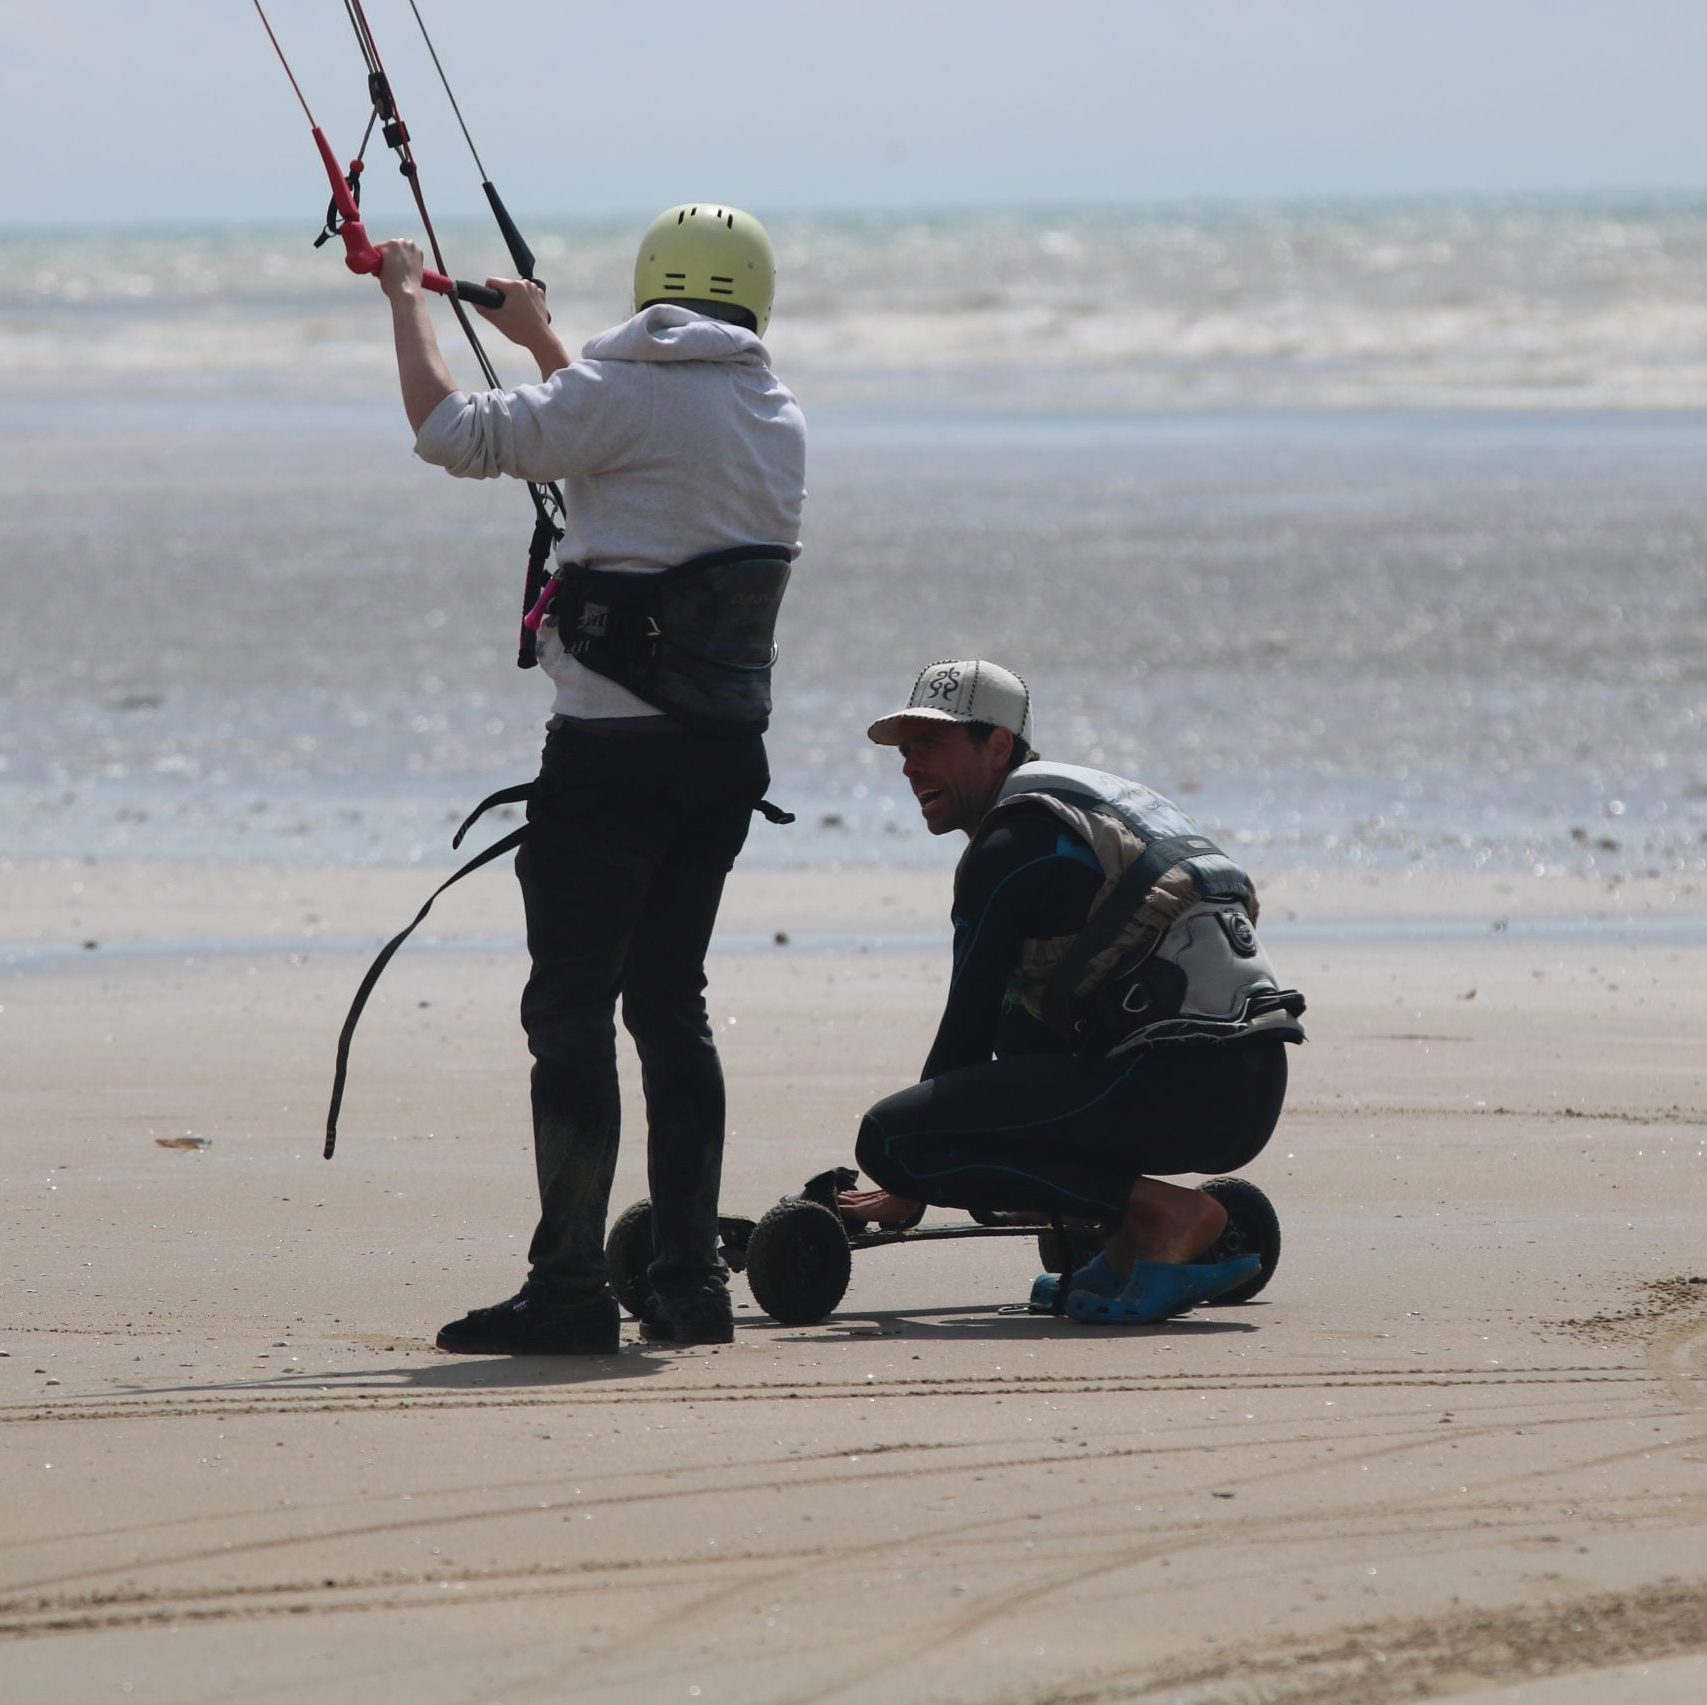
[{"x1": 413, "y1": 359, "x2": 652, "y2": 482}]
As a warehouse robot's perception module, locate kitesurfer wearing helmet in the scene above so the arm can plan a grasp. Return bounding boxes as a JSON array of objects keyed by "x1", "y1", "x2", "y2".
[
  {"x1": 376, "y1": 206, "x2": 804, "y2": 1354},
  {"x1": 837, "y1": 661, "x2": 1306, "y2": 1324}
]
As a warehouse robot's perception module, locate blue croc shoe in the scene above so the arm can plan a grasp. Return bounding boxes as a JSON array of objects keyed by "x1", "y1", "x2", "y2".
[{"x1": 1063, "y1": 1252, "x2": 1263, "y2": 1326}]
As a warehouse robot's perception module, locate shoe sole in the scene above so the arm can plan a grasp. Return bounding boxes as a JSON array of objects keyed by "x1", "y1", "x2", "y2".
[
  {"x1": 1064, "y1": 1255, "x2": 1263, "y2": 1326},
  {"x1": 435, "y1": 1331, "x2": 620, "y2": 1356}
]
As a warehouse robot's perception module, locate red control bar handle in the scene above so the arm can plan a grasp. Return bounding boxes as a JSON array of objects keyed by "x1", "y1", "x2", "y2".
[{"x1": 313, "y1": 127, "x2": 504, "y2": 309}]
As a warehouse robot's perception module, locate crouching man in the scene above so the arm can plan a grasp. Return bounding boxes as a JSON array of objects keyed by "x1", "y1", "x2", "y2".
[{"x1": 839, "y1": 660, "x2": 1306, "y2": 1324}]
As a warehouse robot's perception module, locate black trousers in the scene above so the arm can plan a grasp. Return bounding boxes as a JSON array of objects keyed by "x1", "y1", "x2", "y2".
[
  {"x1": 514, "y1": 719, "x2": 769, "y2": 1300},
  {"x1": 855, "y1": 1037, "x2": 1290, "y2": 1222}
]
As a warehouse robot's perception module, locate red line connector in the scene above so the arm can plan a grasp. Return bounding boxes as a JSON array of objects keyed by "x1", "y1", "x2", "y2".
[{"x1": 310, "y1": 126, "x2": 470, "y2": 298}]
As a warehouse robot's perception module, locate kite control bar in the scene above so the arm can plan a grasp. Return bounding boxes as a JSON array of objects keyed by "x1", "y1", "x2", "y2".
[
  {"x1": 252, "y1": 0, "x2": 503, "y2": 309},
  {"x1": 253, "y1": 0, "x2": 564, "y2": 676}
]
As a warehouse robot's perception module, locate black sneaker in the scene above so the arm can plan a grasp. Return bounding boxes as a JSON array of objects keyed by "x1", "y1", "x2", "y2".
[
  {"x1": 436, "y1": 1285, "x2": 620, "y2": 1356},
  {"x1": 639, "y1": 1279, "x2": 735, "y2": 1345}
]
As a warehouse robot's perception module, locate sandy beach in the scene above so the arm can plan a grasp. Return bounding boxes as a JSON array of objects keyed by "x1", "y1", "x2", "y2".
[{"x1": 3, "y1": 857, "x2": 1704, "y2": 1703}]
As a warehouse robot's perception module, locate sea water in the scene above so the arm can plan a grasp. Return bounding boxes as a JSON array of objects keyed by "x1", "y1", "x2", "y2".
[{"x1": 2, "y1": 199, "x2": 1705, "y2": 875}]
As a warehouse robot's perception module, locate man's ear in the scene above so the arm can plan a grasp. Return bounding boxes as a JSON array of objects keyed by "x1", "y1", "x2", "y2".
[{"x1": 989, "y1": 727, "x2": 1014, "y2": 770}]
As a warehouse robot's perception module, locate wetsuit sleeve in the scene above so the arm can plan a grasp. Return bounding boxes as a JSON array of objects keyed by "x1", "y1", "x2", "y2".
[
  {"x1": 413, "y1": 359, "x2": 652, "y2": 482},
  {"x1": 920, "y1": 809, "x2": 1101, "y2": 1081}
]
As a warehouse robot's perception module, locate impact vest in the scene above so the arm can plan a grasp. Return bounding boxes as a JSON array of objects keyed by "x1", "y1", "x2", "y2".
[
  {"x1": 983, "y1": 762, "x2": 1306, "y2": 1057},
  {"x1": 541, "y1": 544, "x2": 792, "y2": 733}
]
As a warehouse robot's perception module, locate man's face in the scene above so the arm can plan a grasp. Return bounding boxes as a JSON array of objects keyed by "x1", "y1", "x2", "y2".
[{"x1": 895, "y1": 722, "x2": 1013, "y2": 836}]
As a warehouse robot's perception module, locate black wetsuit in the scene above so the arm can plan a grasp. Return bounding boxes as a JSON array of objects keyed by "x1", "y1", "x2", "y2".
[{"x1": 855, "y1": 803, "x2": 1288, "y2": 1220}]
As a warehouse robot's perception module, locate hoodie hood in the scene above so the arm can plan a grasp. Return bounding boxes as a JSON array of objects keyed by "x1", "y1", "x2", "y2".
[{"x1": 582, "y1": 304, "x2": 769, "y2": 366}]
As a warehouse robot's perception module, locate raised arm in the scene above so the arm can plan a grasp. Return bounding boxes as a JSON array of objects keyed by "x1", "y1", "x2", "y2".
[{"x1": 377, "y1": 239, "x2": 458, "y2": 434}]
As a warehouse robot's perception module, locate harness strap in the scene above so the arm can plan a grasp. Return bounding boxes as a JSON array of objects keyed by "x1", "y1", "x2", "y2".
[
  {"x1": 1039, "y1": 831, "x2": 1218, "y2": 1037},
  {"x1": 324, "y1": 773, "x2": 793, "y2": 1159},
  {"x1": 324, "y1": 781, "x2": 535, "y2": 1160},
  {"x1": 452, "y1": 781, "x2": 536, "y2": 847}
]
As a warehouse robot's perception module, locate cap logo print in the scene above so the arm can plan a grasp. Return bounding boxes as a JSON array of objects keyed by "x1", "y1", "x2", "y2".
[{"x1": 926, "y1": 667, "x2": 962, "y2": 702}]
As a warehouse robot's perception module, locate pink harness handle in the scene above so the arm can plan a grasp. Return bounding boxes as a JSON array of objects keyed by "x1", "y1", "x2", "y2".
[{"x1": 522, "y1": 575, "x2": 560, "y2": 633}]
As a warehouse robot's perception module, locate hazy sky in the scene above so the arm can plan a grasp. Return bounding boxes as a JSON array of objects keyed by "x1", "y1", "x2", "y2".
[{"x1": 3, "y1": 1, "x2": 1706, "y2": 228}]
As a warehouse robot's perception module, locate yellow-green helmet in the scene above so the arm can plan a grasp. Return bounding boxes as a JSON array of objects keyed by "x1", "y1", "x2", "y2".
[{"x1": 633, "y1": 204, "x2": 777, "y2": 336}]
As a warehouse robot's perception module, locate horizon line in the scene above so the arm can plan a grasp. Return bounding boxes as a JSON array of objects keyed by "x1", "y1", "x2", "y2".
[{"x1": 5, "y1": 182, "x2": 1707, "y2": 239}]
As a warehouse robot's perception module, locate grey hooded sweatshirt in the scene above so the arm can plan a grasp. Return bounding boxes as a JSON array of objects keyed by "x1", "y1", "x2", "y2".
[{"x1": 415, "y1": 305, "x2": 806, "y2": 721}]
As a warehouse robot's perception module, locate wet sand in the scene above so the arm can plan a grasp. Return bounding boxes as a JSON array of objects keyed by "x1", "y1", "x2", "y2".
[
  {"x1": 8, "y1": 406, "x2": 1707, "y2": 875},
  {"x1": 3, "y1": 859, "x2": 1706, "y2": 1703}
]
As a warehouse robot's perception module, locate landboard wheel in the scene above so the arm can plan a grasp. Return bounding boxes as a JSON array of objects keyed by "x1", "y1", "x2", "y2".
[
  {"x1": 604, "y1": 1198, "x2": 657, "y2": 1321},
  {"x1": 1035, "y1": 1224, "x2": 1104, "y2": 1277},
  {"x1": 744, "y1": 1199, "x2": 852, "y2": 1325},
  {"x1": 1195, "y1": 1177, "x2": 1280, "y2": 1305}
]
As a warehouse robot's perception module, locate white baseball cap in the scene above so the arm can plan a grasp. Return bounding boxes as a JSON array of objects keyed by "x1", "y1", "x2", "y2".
[{"x1": 867, "y1": 659, "x2": 1033, "y2": 748}]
